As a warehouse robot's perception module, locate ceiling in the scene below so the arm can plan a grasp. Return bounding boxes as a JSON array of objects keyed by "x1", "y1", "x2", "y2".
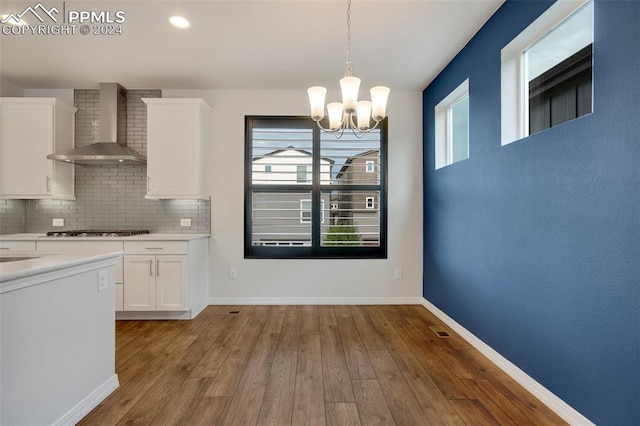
[{"x1": 0, "y1": 0, "x2": 504, "y2": 91}]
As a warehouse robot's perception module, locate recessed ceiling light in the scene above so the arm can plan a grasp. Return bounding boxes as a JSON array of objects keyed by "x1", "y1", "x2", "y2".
[
  {"x1": 169, "y1": 16, "x2": 190, "y2": 29},
  {"x1": 1, "y1": 14, "x2": 28, "y2": 26}
]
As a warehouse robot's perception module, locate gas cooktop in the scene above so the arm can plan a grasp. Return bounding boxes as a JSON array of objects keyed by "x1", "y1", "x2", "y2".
[{"x1": 46, "y1": 230, "x2": 150, "y2": 237}]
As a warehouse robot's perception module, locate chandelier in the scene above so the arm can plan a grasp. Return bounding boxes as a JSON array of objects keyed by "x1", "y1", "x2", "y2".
[{"x1": 307, "y1": 0, "x2": 390, "y2": 138}]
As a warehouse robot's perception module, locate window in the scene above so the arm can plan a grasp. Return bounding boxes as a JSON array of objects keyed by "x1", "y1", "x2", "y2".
[
  {"x1": 365, "y1": 197, "x2": 375, "y2": 209},
  {"x1": 501, "y1": 0, "x2": 593, "y2": 144},
  {"x1": 265, "y1": 165, "x2": 272, "y2": 172},
  {"x1": 300, "y1": 199, "x2": 311, "y2": 223},
  {"x1": 297, "y1": 165, "x2": 310, "y2": 183},
  {"x1": 246, "y1": 116, "x2": 387, "y2": 258},
  {"x1": 301, "y1": 199, "x2": 325, "y2": 223},
  {"x1": 435, "y1": 79, "x2": 469, "y2": 169}
]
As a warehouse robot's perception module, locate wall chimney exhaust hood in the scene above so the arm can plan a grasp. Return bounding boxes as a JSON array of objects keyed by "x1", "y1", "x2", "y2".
[{"x1": 47, "y1": 83, "x2": 147, "y2": 165}]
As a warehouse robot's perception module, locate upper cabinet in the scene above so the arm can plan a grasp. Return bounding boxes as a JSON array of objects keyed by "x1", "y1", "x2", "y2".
[
  {"x1": 0, "y1": 98, "x2": 76, "y2": 200},
  {"x1": 142, "y1": 98, "x2": 211, "y2": 200}
]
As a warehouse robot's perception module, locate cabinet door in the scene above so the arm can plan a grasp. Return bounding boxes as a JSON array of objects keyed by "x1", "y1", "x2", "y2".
[
  {"x1": 155, "y1": 255, "x2": 188, "y2": 311},
  {"x1": 144, "y1": 99, "x2": 209, "y2": 200},
  {"x1": 146, "y1": 104, "x2": 198, "y2": 198},
  {"x1": 123, "y1": 255, "x2": 156, "y2": 311},
  {"x1": 0, "y1": 102, "x2": 54, "y2": 196}
]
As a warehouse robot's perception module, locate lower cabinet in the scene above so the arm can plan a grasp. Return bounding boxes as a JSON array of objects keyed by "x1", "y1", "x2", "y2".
[
  {"x1": 8, "y1": 236, "x2": 209, "y2": 319},
  {"x1": 123, "y1": 255, "x2": 187, "y2": 311}
]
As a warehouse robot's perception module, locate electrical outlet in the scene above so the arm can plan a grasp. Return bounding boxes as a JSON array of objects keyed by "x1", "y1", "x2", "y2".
[
  {"x1": 52, "y1": 218, "x2": 64, "y2": 227},
  {"x1": 97, "y1": 270, "x2": 108, "y2": 292},
  {"x1": 180, "y1": 218, "x2": 192, "y2": 227},
  {"x1": 229, "y1": 268, "x2": 238, "y2": 280},
  {"x1": 394, "y1": 268, "x2": 403, "y2": 280}
]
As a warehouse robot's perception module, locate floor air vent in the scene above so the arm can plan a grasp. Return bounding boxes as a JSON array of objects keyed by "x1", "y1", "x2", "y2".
[
  {"x1": 229, "y1": 310, "x2": 240, "y2": 314},
  {"x1": 429, "y1": 325, "x2": 451, "y2": 338}
]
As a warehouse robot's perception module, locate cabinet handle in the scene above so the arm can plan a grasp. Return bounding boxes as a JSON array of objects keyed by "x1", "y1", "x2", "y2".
[
  {"x1": 149, "y1": 259, "x2": 153, "y2": 276},
  {"x1": 147, "y1": 177, "x2": 151, "y2": 191},
  {"x1": 46, "y1": 176, "x2": 51, "y2": 192},
  {"x1": 156, "y1": 259, "x2": 160, "y2": 276},
  {"x1": 0, "y1": 247, "x2": 8, "y2": 250},
  {"x1": 145, "y1": 247, "x2": 163, "y2": 250}
]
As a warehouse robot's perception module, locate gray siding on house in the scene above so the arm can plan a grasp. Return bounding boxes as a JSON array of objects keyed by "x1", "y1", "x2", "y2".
[
  {"x1": 334, "y1": 150, "x2": 381, "y2": 245},
  {"x1": 251, "y1": 191, "x2": 331, "y2": 245}
]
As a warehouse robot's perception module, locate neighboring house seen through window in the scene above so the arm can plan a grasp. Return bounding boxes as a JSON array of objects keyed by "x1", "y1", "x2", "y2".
[
  {"x1": 501, "y1": 0, "x2": 593, "y2": 144},
  {"x1": 245, "y1": 116, "x2": 387, "y2": 258}
]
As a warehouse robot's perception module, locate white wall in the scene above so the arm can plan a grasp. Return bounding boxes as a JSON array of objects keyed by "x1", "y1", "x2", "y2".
[
  {"x1": 0, "y1": 78, "x2": 23, "y2": 96},
  {"x1": 24, "y1": 88, "x2": 74, "y2": 104},
  {"x1": 164, "y1": 89, "x2": 423, "y2": 303}
]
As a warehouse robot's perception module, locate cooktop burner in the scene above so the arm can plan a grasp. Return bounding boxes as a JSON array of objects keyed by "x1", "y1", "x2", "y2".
[{"x1": 46, "y1": 230, "x2": 150, "y2": 237}]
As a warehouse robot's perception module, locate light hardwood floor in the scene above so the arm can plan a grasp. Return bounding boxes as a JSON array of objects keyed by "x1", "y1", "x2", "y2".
[{"x1": 79, "y1": 305, "x2": 565, "y2": 425}]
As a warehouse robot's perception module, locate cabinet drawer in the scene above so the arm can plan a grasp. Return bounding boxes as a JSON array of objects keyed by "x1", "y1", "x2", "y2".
[
  {"x1": 0, "y1": 241, "x2": 37, "y2": 251},
  {"x1": 124, "y1": 241, "x2": 188, "y2": 255}
]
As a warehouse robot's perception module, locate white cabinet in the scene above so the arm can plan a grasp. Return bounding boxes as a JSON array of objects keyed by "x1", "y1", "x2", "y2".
[
  {"x1": 0, "y1": 98, "x2": 76, "y2": 200},
  {"x1": 123, "y1": 242, "x2": 188, "y2": 311},
  {"x1": 123, "y1": 255, "x2": 187, "y2": 311},
  {"x1": 2, "y1": 235, "x2": 208, "y2": 319},
  {"x1": 142, "y1": 98, "x2": 210, "y2": 200},
  {"x1": 122, "y1": 255, "x2": 156, "y2": 311}
]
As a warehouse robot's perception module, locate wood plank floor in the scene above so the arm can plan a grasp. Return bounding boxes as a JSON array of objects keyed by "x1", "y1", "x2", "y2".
[{"x1": 79, "y1": 305, "x2": 565, "y2": 425}]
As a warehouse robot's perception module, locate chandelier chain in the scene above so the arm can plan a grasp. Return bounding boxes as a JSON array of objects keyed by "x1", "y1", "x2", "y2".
[{"x1": 345, "y1": 0, "x2": 353, "y2": 77}]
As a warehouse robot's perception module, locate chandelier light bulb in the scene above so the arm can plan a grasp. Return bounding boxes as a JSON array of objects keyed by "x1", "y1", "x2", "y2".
[
  {"x1": 340, "y1": 76, "x2": 361, "y2": 112},
  {"x1": 327, "y1": 102, "x2": 344, "y2": 130},
  {"x1": 370, "y1": 86, "x2": 390, "y2": 121},
  {"x1": 356, "y1": 101, "x2": 372, "y2": 129},
  {"x1": 307, "y1": 86, "x2": 327, "y2": 121}
]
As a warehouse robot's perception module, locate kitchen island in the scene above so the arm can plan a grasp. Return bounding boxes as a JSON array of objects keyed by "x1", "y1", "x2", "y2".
[{"x1": 0, "y1": 250, "x2": 121, "y2": 426}]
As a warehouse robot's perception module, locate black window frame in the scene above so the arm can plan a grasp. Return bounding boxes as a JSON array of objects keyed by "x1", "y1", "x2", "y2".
[{"x1": 245, "y1": 115, "x2": 388, "y2": 259}]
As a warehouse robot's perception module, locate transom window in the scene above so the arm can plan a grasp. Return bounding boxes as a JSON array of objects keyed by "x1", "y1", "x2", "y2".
[
  {"x1": 435, "y1": 79, "x2": 469, "y2": 169},
  {"x1": 245, "y1": 116, "x2": 387, "y2": 258},
  {"x1": 501, "y1": 0, "x2": 593, "y2": 144}
]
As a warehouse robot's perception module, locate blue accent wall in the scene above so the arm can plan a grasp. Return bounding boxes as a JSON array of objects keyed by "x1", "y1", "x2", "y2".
[{"x1": 422, "y1": 1, "x2": 639, "y2": 424}]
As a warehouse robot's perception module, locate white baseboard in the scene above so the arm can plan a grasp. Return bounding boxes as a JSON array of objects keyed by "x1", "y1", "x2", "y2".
[
  {"x1": 421, "y1": 298, "x2": 594, "y2": 426},
  {"x1": 54, "y1": 374, "x2": 119, "y2": 426},
  {"x1": 209, "y1": 296, "x2": 423, "y2": 305},
  {"x1": 116, "y1": 310, "x2": 194, "y2": 320}
]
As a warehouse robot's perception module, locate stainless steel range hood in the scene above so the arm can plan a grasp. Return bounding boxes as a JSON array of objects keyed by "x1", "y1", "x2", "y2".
[{"x1": 47, "y1": 83, "x2": 147, "y2": 165}]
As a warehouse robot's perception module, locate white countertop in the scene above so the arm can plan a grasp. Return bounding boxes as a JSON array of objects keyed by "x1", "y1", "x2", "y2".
[
  {"x1": 0, "y1": 250, "x2": 122, "y2": 290},
  {"x1": 0, "y1": 233, "x2": 210, "y2": 242}
]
